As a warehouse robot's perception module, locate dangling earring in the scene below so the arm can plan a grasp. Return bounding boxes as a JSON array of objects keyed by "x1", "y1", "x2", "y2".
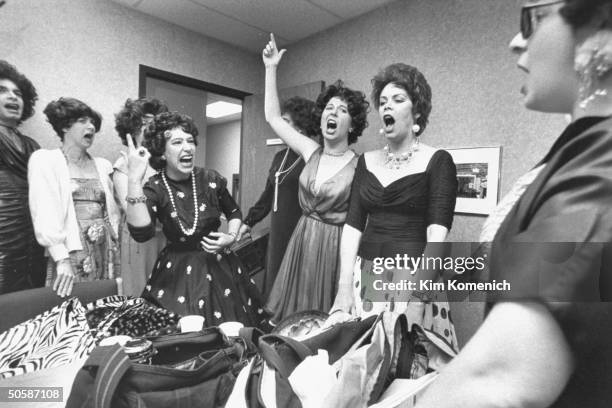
[
  {"x1": 412, "y1": 124, "x2": 420, "y2": 134},
  {"x1": 575, "y1": 29, "x2": 612, "y2": 109},
  {"x1": 413, "y1": 136, "x2": 420, "y2": 151}
]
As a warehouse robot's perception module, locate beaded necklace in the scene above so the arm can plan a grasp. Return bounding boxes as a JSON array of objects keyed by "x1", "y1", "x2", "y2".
[
  {"x1": 383, "y1": 139, "x2": 419, "y2": 170},
  {"x1": 161, "y1": 170, "x2": 199, "y2": 236}
]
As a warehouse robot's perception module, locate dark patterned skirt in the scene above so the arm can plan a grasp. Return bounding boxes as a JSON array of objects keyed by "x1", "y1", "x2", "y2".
[{"x1": 142, "y1": 244, "x2": 266, "y2": 328}]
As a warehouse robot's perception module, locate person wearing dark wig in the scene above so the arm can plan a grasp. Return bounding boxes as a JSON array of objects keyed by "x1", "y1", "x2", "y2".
[
  {"x1": 113, "y1": 97, "x2": 168, "y2": 296},
  {"x1": 261, "y1": 34, "x2": 369, "y2": 323},
  {"x1": 328, "y1": 63, "x2": 459, "y2": 352},
  {"x1": 125, "y1": 111, "x2": 265, "y2": 326},
  {"x1": 237, "y1": 96, "x2": 318, "y2": 299},
  {"x1": 0, "y1": 60, "x2": 45, "y2": 294},
  {"x1": 28, "y1": 98, "x2": 120, "y2": 297},
  {"x1": 415, "y1": 1, "x2": 612, "y2": 407}
]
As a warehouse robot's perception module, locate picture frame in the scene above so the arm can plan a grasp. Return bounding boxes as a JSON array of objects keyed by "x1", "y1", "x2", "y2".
[{"x1": 446, "y1": 147, "x2": 502, "y2": 215}]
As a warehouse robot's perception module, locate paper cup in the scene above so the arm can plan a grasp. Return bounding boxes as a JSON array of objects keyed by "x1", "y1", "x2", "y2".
[
  {"x1": 179, "y1": 315, "x2": 205, "y2": 333},
  {"x1": 219, "y1": 321, "x2": 244, "y2": 337}
]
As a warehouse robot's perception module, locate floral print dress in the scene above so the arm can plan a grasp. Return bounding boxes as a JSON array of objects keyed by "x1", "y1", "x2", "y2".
[
  {"x1": 46, "y1": 178, "x2": 118, "y2": 284},
  {"x1": 128, "y1": 167, "x2": 265, "y2": 328}
]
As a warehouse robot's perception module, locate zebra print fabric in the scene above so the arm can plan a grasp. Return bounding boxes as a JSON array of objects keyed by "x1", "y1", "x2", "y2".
[{"x1": 0, "y1": 297, "x2": 94, "y2": 379}]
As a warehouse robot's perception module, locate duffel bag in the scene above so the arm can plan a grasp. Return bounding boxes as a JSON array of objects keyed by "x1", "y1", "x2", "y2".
[{"x1": 66, "y1": 328, "x2": 247, "y2": 408}]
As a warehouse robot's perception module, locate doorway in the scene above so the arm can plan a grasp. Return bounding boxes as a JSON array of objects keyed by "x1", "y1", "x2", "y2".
[{"x1": 139, "y1": 65, "x2": 249, "y2": 199}]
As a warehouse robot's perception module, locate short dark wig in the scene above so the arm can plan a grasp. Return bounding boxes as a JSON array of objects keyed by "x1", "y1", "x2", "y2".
[
  {"x1": 142, "y1": 111, "x2": 199, "y2": 170},
  {"x1": 313, "y1": 80, "x2": 369, "y2": 145},
  {"x1": 560, "y1": 0, "x2": 612, "y2": 27},
  {"x1": 115, "y1": 97, "x2": 168, "y2": 145},
  {"x1": 43, "y1": 97, "x2": 102, "y2": 140},
  {"x1": 371, "y1": 63, "x2": 432, "y2": 136},
  {"x1": 0, "y1": 60, "x2": 38, "y2": 124},
  {"x1": 281, "y1": 96, "x2": 318, "y2": 137}
]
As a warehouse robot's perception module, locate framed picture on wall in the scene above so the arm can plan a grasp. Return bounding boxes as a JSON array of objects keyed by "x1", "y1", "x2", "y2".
[{"x1": 447, "y1": 146, "x2": 502, "y2": 215}]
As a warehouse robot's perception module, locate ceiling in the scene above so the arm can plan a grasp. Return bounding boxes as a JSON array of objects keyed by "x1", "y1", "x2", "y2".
[
  {"x1": 110, "y1": 0, "x2": 396, "y2": 53},
  {"x1": 206, "y1": 92, "x2": 241, "y2": 125}
]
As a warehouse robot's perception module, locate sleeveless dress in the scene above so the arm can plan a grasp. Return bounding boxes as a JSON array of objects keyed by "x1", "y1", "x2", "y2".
[
  {"x1": 347, "y1": 151, "x2": 459, "y2": 351},
  {"x1": 129, "y1": 167, "x2": 265, "y2": 327},
  {"x1": 0, "y1": 128, "x2": 45, "y2": 294},
  {"x1": 46, "y1": 178, "x2": 119, "y2": 284},
  {"x1": 265, "y1": 148, "x2": 358, "y2": 323}
]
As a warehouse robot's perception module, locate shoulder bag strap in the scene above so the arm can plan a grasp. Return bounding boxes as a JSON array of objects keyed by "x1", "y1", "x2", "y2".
[
  {"x1": 82, "y1": 345, "x2": 131, "y2": 408},
  {"x1": 258, "y1": 334, "x2": 313, "y2": 378}
]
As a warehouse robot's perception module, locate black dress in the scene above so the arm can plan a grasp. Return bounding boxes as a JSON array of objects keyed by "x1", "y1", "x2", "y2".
[
  {"x1": 487, "y1": 116, "x2": 612, "y2": 408},
  {"x1": 0, "y1": 128, "x2": 45, "y2": 294},
  {"x1": 243, "y1": 148, "x2": 304, "y2": 298},
  {"x1": 346, "y1": 150, "x2": 459, "y2": 350},
  {"x1": 129, "y1": 167, "x2": 265, "y2": 327}
]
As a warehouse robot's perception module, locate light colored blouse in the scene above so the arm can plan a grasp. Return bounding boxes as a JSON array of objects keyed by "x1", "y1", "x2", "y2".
[{"x1": 28, "y1": 148, "x2": 120, "y2": 262}]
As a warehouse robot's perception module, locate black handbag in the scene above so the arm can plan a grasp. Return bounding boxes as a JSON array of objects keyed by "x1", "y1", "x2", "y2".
[{"x1": 66, "y1": 328, "x2": 247, "y2": 408}]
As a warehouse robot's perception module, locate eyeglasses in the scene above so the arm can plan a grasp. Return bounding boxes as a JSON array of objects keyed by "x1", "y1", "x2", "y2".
[{"x1": 520, "y1": 0, "x2": 564, "y2": 39}]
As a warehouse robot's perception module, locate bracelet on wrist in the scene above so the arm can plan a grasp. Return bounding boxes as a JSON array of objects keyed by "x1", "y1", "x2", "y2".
[{"x1": 126, "y1": 195, "x2": 147, "y2": 205}]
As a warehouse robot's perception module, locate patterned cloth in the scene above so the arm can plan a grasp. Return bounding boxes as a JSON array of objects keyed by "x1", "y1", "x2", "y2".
[
  {"x1": 85, "y1": 296, "x2": 180, "y2": 340},
  {"x1": 46, "y1": 178, "x2": 119, "y2": 285},
  {"x1": 479, "y1": 165, "x2": 545, "y2": 243},
  {"x1": 0, "y1": 298, "x2": 94, "y2": 379}
]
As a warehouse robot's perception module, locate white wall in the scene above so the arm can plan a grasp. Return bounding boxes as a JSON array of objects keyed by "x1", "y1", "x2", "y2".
[{"x1": 5, "y1": 0, "x2": 262, "y2": 163}]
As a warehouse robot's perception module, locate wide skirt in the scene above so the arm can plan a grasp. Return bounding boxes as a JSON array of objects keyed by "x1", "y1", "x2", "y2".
[
  {"x1": 353, "y1": 257, "x2": 459, "y2": 352},
  {"x1": 142, "y1": 245, "x2": 266, "y2": 328},
  {"x1": 265, "y1": 215, "x2": 341, "y2": 323}
]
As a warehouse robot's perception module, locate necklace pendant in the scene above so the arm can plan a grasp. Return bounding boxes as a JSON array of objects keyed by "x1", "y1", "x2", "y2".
[{"x1": 170, "y1": 211, "x2": 177, "y2": 218}]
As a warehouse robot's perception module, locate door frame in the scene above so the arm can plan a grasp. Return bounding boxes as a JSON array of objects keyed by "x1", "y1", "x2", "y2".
[
  {"x1": 138, "y1": 64, "x2": 250, "y2": 100},
  {"x1": 139, "y1": 64, "x2": 250, "y2": 201}
]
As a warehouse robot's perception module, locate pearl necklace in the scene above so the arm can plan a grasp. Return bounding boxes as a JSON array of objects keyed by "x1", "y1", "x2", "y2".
[
  {"x1": 383, "y1": 140, "x2": 419, "y2": 170},
  {"x1": 161, "y1": 170, "x2": 199, "y2": 236}
]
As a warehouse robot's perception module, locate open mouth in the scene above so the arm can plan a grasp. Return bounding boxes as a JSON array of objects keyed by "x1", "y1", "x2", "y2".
[
  {"x1": 383, "y1": 114, "x2": 395, "y2": 132},
  {"x1": 4, "y1": 103, "x2": 20, "y2": 113},
  {"x1": 83, "y1": 132, "x2": 94, "y2": 140},
  {"x1": 179, "y1": 155, "x2": 193, "y2": 165},
  {"x1": 326, "y1": 119, "x2": 337, "y2": 131}
]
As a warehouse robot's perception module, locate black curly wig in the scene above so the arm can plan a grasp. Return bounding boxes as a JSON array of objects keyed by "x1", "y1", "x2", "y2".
[
  {"x1": 43, "y1": 97, "x2": 102, "y2": 140},
  {"x1": 115, "y1": 97, "x2": 168, "y2": 145},
  {"x1": 371, "y1": 63, "x2": 432, "y2": 137},
  {"x1": 281, "y1": 96, "x2": 317, "y2": 137},
  {"x1": 142, "y1": 111, "x2": 199, "y2": 170},
  {"x1": 314, "y1": 80, "x2": 369, "y2": 145},
  {"x1": 560, "y1": 0, "x2": 612, "y2": 27},
  {"x1": 0, "y1": 60, "x2": 38, "y2": 124}
]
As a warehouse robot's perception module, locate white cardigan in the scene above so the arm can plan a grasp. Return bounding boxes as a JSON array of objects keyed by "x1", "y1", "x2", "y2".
[{"x1": 28, "y1": 149, "x2": 121, "y2": 262}]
